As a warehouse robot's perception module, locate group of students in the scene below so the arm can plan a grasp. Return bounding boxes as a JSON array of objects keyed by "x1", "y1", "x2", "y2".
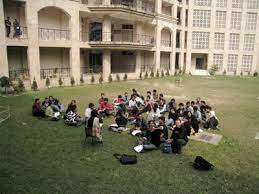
[{"x1": 32, "y1": 89, "x2": 219, "y2": 153}]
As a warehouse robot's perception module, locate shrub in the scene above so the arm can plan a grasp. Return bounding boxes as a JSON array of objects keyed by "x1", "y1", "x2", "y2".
[
  {"x1": 209, "y1": 65, "x2": 218, "y2": 76},
  {"x1": 223, "y1": 69, "x2": 226, "y2": 76},
  {"x1": 123, "y1": 73, "x2": 128, "y2": 81},
  {"x1": 144, "y1": 72, "x2": 148, "y2": 79},
  {"x1": 161, "y1": 70, "x2": 164, "y2": 77},
  {"x1": 240, "y1": 71, "x2": 243, "y2": 76},
  {"x1": 179, "y1": 69, "x2": 182, "y2": 75},
  {"x1": 99, "y1": 74, "x2": 103, "y2": 84},
  {"x1": 166, "y1": 69, "x2": 170, "y2": 76},
  {"x1": 254, "y1": 72, "x2": 258, "y2": 77},
  {"x1": 58, "y1": 77, "x2": 63, "y2": 87},
  {"x1": 139, "y1": 72, "x2": 142, "y2": 80},
  {"x1": 108, "y1": 74, "x2": 113, "y2": 83},
  {"x1": 91, "y1": 74, "x2": 95, "y2": 83},
  {"x1": 80, "y1": 74, "x2": 84, "y2": 85},
  {"x1": 116, "y1": 74, "x2": 120, "y2": 82},
  {"x1": 248, "y1": 71, "x2": 251, "y2": 76},
  {"x1": 70, "y1": 76, "x2": 75, "y2": 87},
  {"x1": 156, "y1": 70, "x2": 160, "y2": 78},
  {"x1": 18, "y1": 78, "x2": 25, "y2": 92},
  {"x1": 150, "y1": 70, "x2": 154, "y2": 78},
  {"x1": 0, "y1": 76, "x2": 10, "y2": 88},
  {"x1": 31, "y1": 77, "x2": 38, "y2": 91},
  {"x1": 45, "y1": 77, "x2": 50, "y2": 88}
]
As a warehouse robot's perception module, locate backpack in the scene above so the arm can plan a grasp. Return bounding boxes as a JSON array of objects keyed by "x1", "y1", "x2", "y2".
[
  {"x1": 113, "y1": 154, "x2": 137, "y2": 165},
  {"x1": 162, "y1": 143, "x2": 172, "y2": 154},
  {"x1": 193, "y1": 156, "x2": 214, "y2": 171}
]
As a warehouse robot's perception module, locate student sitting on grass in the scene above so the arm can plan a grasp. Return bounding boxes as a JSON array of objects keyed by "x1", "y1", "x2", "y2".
[
  {"x1": 158, "y1": 98, "x2": 167, "y2": 114},
  {"x1": 123, "y1": 92, "x2": 129, "y2": 105},
  {"x1": 42, "y1": 97, "x2": 49, "y2": 111},
  {"x1": 157, "y1": 116, "x2": 168, "y2": 141},
  {"x1": 166, "y1": 119, "x2": 188, "y2": 154},
  {"x1": 45, "y1": 105, "x2": 60, "y2": 121},
  {"x1": 204, "y1": 106, "x2": 219, "y2": 130},
  {"x1": 110, "y1": 111, "x2": 128, "y2": 132},
  {"x1": 177, "y1": 103, "x2": 185, "y2": 117},
  {"x1": 65, "y1": 110, "x2": 82, "y2": 127},
  {"x1": 113, "y1": 95, "x2": 125, "y2": 113},
  {"x1": 87, "y1": 109, "x2": 103, "y2": 143},
  {"x1": 48, "y1": 96, "x2": 64, "y2": 113},
  {"x1": 66, "y1": 100, "x2": 77, "y2": 114},
  {"x1": 99, "y1": 98, "x2": 114, "y2": 117},
  {"x1": 167, "y1": 98, "x2": 177, "y2": 112},
  {"x1": 152, "y1": 89, "x2": 159, "y2": 102},
  {"x1": 168, "y1": 107, "x2": 179, "y2": 124},
  {"x1": 147, "y1": 103, "x2": 161, "y2": 122},
  {"x1": 134, "y1": 113, "x2": 148, "y2": 131},
  {"x1": 32, "y1": 98, "x2": 45, "y2": 118}
]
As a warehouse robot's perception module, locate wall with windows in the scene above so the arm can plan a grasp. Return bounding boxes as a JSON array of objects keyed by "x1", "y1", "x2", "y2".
[{"x1": 7, "y1": 47, "x2": 28, "y2": 70}]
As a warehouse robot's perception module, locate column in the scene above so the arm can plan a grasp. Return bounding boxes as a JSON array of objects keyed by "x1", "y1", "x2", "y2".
[
  {"x1": 136, "y1": 50, "x2": 142, "y2": 75},
  {"x1": 26, "y1": 3, "x2": 41, "y2": 84},
  {"x1": 155, "y1": 0, "x2": 162, "y2": 14},
  {"x1": 155, "y1": 25, "x2": 161, "y2": 70},
  {"x1": 103, "y1": 0, "x2": 111, "y2": 6},
  {"x1": 0, "y1": 0, "x2": 8, "y2": 77},
  {"x1": 185, "y1": 3, "x2": 193, "y2": 73},
  {"x1": 170, "y1": 52, "x2": 176, "y2": 74},
  {"x1": 102, "y1": 16, "x2": 111, "y2": 41},
  {"x1": 70, "y1": 10, "x2": 80, "y2": 84},
  {"x1": 103, "y1": 49, "x2": 111, "y2": 80},
  {"x1": 134, "y1": 22, "x2": 142, "y2": 43}
]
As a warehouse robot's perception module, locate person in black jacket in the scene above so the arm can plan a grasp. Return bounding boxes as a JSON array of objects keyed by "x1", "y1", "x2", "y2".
[{"x1": 166, "y1": 119, "x2": 188, "y2": 153}]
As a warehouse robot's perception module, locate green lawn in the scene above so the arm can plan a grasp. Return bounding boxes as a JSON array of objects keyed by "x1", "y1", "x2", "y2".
[{"x1": 0, "y1": 76, "x2": 259, "y2": 194}]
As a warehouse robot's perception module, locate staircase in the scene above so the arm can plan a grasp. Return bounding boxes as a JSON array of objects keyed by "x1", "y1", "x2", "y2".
[{"x1": 191, "y1": 69, "x2": 210, "y2": 76}]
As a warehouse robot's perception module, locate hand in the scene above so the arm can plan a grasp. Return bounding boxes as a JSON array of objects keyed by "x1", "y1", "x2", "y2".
[{"x1": 166, "y1": 139, "x2": 172, "y2": 143}]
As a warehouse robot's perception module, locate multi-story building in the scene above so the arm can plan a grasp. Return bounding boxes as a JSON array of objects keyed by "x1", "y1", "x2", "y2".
[{"x1": 0, "y1": 0, "x2": 258, "y2": 87}]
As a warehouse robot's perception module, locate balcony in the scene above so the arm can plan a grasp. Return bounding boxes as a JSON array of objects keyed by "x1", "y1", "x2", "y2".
[
  {"x1": 40, "y1": 68, "x2": 71, "y2": 79},
  {"x1": 9, "y1": 68, "x2": 30, "y2": 80},
  {"x1": 39, "y1": 28, "x2": 70, "y2": 41},
  {"x1": 161, "y1": 40, "x2": 172, "y2": 47},
  {"x1": 80, "y1": 31, "x2": 155, "y2": 49}
]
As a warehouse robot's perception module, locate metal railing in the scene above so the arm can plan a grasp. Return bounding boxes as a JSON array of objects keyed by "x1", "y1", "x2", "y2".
[
  {"x1": 40, "y1": 67, "x2": 71, "y2": 79},
  {"x1": 0, "y1": 106, "x2": 10, "y2": 124},
  {"x1": 81, "y1": 66, "x2": 103, "y2": 74},
  {"x1": 161, "y1": 40, "x2": 172, "y2": 47},
  {"x1": 5, "y1": 26, "x2": 28, "y2": 39},
  {"x1": 39, "y1": 28, "x2": 70, "y2": 40},
  {"x1": 81, "y1": 31, "x2": 155, "y2": 46},
  {"x1": 83, "y1": 0, "x2": 155, "y2": 14},
  {"x1": 9, "y1": 69, "x2": 30, "y2": 80}
]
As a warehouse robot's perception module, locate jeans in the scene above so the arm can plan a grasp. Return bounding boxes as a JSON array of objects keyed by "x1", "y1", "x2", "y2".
[{"x1": 143, "y1": 143, "x2": 157, "y2": 150}]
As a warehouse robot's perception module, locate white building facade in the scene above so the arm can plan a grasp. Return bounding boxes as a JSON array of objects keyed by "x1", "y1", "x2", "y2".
[{"x1": 0, "y1": 0, "x2": 258, "y2": 87}]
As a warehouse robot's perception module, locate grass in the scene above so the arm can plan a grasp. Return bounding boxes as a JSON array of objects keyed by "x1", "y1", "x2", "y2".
[{"x1": 0, "y1": 76, "x2": 259, "y2": 194}]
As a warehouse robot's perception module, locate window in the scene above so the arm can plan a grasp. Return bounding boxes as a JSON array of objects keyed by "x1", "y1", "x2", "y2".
[
  {"x1": 215, "y1": 11, "x2": 227, "y2": 28},
  {"x1": 194, "y1": 0, "x2": 212, "y2": 6},
  {"x1": 231, "y1": 12, "x2": 242, "y2": 30},
  {"x1": 243, "y1": 34, "x2": 256, "y2": 51},
  {"x1": 229, "y1": 33, "x2": 240, "y2": 50},
  {"x1": 227, "y1": 54, "x2": 238, "y2": 72},
  {"x1": 246, "y1": 13, "x2": 257, "y2": 30},
  {"x1": 232, "y1": 0, "x2": 243, "y2": 8},
  {"x1": 216, "y1": 0, "x2": 227, "y2": 7},
  {"x1": 242, "y1": 55, "x2": 253, "y2": 72},
  {"x1": 214, "y1": 33, "x2": 225, "y2": 49},
  {"x1": 247, "y1": 0, "x2": 259, "y2": 9},
  {"x1": 192, "y1": 32, "x2": 210, "y2": 49},
  {"x1": 193, "y1": 10, "x2": 211, "y2": 28},
  {"x1": 213, "y1": 54, "x2": 224, "y2": 71}
]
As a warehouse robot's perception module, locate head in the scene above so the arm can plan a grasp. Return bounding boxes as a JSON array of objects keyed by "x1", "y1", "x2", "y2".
[
  {"x1": 187, "y1": 111, "x2": 192, "y2": 117},
  {"x1": 201, "y1": 100, "x2": 206, "y2": 105},
  {"x1": 148, "y1": 120, "x2": 156, "y2": 128},
  {"x1": 131, "y1": 95, "x2": 136, "y2": 100},
  {"x1": 175, "y1": 119, "x2": 181, "y2": 128},
  {"x1": 193, "y1": 106, "x2": 198, "y2": 112},
  {"x1": 35, "y1": 98, "x2": 40, "y2": 103},
  {"x1": 153, "y1": 89, "x2": 157, "y2": 94},
  {"x1": 171, "y1": 98, "x2": 175, "y2": 102},
  {"x1": 147, "y1": 91, "x2": 151, "y2": 96},
  {"x1": 159, "y1": 94, "x2": 164, "y2": 99},
  {"x1": 179, "y1": 103, "x2": 184, "y2": 108},
  {"x1": 206, "y1": 106, "x2": 212, "y2": 111},
  {"x1": 170, "y1": 107, "x2": 176, "y2": 113},
  {"x1": 159, "y1": 116, "x2": 165, "y2": 124},
  {"x1": 45, "y1": 97, "x2": 48, "y2": 101},
  {"x1": 196, "y1": 97, "x2": 201, "y2": 102},
  {"x1": 118, "y1": 95, "x2": 122, "y2": 99},
  {"x1": 186, "y1": 101, "x2": 190, "y2": 107},
  {"x1": 124, "y1": 92, "x2": 128, "y2": 96},
  {"x1": 71, "y1": 100, "x2": 76, "y2": 105},
  {"x1": 7, "y1": 16, "x2": 10, "y2": 20},
  {"x1": 49, "y1": 96, "x2": 53, "y2": 101},
  {"x1": 101, "y1": 93, "x2": 105, "y2": 98},
  {"x1": 89, "y1": 103, "x2": 95, "y2": 109},
  {"x1": 191, "y1": 101, "x2": 195, "y2": 106},
  {"x1": 132, "y1": 89, "x2": 137, "y2": 94},
  {"x1": 146, "y1": 95, "x2": 151, "y2": 101},
  {"x1": 104, "y1": 98, "x2": 108, "y2": 103}
]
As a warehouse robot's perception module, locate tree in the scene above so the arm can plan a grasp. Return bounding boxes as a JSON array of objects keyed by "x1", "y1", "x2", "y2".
[
  {"x1": 58, "y1": 77, "x2": 63, "y2": 87},
  {"x1": 45, "y1": 77, "x2": 50, "y2": 88},
  {"x1": 166, "y1": 69, "x2": 170, "y2": 76},
  {"x1": 116, "y1": 74, "x2": 120, "y2": 82},
  {"x1": 144, "y1": 72, "x2": 148, "y2": 79},
  {"x1": 123, "y1": 73, "x2": 128, "y2": 81},
  {"x1": 18, "y1": 78, "x2": 25, "y2": 92},
  {"x1": 99, "y1": 74, "x2": 103, "y2": 84},
  {"x1": 150, "y1": 70, "x2": 154, "y2": 78},
  {"x1": 90, "y1": 74, "x2": 95, "y2": 84},
  {"x1": 0, "y1": 76, "x2": 10, "y2": 94},
  {"x1": 156, "y1": 69, "x2": 160, "y2": 78},
  {"x1": 70, "y1": 76, "x2": 75, "y2": 87},
  {"x1": 108, "y1": 74, "x2": 113, "y2": 83},
  {"x1": 31, "y1": 77, "x2": 38, "y2": 91},
  {"x1": 80, "y1": 74, "x2": 84, "y2": 85}
]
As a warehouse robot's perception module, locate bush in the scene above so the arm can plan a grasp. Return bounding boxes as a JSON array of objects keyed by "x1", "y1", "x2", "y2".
[
  {"x1": 31, "y1": 77, "x2": 38, "y2": 91},
  {"x1": 223, "y1": 69, "x2": 226, "y2": 76},
  {"x1": 70, "y1": 76, "x2": 75, "y2": 87},
  {"x1": 123, "y1": 73, "x2": 128, "y2": 81},
  {"x1": 0, "y1": 76, "x2": 10, "y2": 88},
  {"x1": 99, "y1": 74, "x2": 103, "y2": 84},
  {"x1": 248, "y1": 71, "x2": 251, "y2": 76},
  {"x1": 80, "y1": 74, "x2": 84, "y2": 85},
  {"x1": 240, "y1": 71, "x2": 243, "y2": 76},
  {"x1": 116, "y1": 74, "x2": 120, "y2": 82},
  {"x1": 58, "y1": 77, "x2": 63, "y2": 87},
  {"x1": 18, "y1": 78, "x2": 25, "y2": 92},
  {"x1": 45, "y1": 77, "x2": 50, "y2": 88},
  {"x1": 91, "y1": 74, "x2": 95, "y2": 84},
  {"x1": 108, "y1": 74, "x2": 113, "y2": 83},
  {"x1": 150, "y1": 70, "x2": 154, "y2": 78},
  {"x1": 166, "y1": 69, "x2": 170, "y2": 76},
  {"x1": 144, "y1": 72, "x2": 148, "y2": 79},
  {"x1": 254, "y1": 72, "x2": 258, "y2": 77},
  {"x1": 161, "y1": 70, "x2": 164, "y2": 77},
  {"x1": 156, "y1": 70, "x2": 160, "y2": 78},
  {"x1": 139, "y1": 72, "x2": 142, "y2": 80},
  {"x1": 209, "y1": 65, "x2": 218, "y2": 76}
]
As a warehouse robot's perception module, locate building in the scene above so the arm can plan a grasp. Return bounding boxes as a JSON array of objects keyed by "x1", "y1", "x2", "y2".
[{"x1": 0, "y1": 0, "x2": 258, "y2": 88}]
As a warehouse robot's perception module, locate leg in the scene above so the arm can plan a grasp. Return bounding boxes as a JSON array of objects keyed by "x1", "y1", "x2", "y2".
[{"x1": 143, "y1": 143, "x2": 157, "y2": 150}]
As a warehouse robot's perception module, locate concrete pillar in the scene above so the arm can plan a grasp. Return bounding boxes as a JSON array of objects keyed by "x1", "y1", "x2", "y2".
[
  {"x1": 26, "y1": 3, "x2": 41, "y2": 84},
  {"x1": 103, "y1": 0, "x2": 111, "y2": 6},
  {"x1": 134, "y1": 22, "x2": 142, "y2": 43},
  {"x1": 170, "y1": 52, "x2": 176, "y2": 74},
  {"x1": 102, "y1": 16, "x2": 111, "y2": 41},
  {"x1": 155, "y1": 0, "x2": 162, "y2": 14},
  {"x1": 173, "y1": 3, "x2": 177, "y2": 19},
  {"x1": 103, "y1": 49, "x2": 111, "y2": 80},
  {"x1": 136, "y1": 50, "x2": 142, "y2": 75},
  {"x1": 0, "y1": 0, "x2": 8, "y2": 77},
  {"x1": 155, "y1": 25, "x2": 161, "y2": 70},
  {"x1": 70, "y1": 10, "x2": 80, "y2": 84},
  {"x1": 185, "y1": 3, "x2": 193, "y2": 73}
]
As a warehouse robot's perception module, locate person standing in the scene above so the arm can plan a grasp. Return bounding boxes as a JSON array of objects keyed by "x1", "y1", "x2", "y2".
[
  {"x1": 13, "y1": 19, "x2": 21, "y2": 38},
  {"x1": 5, "y1": 17, "x2": 11, "y2": 37}
]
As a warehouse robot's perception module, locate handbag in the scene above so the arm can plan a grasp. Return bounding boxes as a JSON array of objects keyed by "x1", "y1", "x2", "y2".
[
  {"x1": 162, "y1": 143, "x2": 172, "y2": 154},
  {"x1": 113, "y1": 154, "x2": 137, "y2": 165},
  {"x1": 193, "y1": 156, "x2": 214, "y2": 170}
]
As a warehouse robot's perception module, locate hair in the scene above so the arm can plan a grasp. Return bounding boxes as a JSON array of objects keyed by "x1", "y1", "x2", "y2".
[
  {"x1": 118, "y1": 95, "x2": 122, "y2": 98},
  {"x1": 132, "y1": 88, "x2": 137, "y2": 93},
  {"x1": 171, "y1": 98, "x2": 175, "y2": 102},
  {"x1": 191, "y1": 101, "x2": 195, "y2": 105},
  {"x1": 35, "y1": 98, "x2": 39, "y2": 103},
  {"x1": 201, "y1": 100, "x2": 206, "y2": 104},
  {"x1": 159, "y1": 116, "x2": 165, "y2": 122},
  {"x1": 179, "y1": 103, "x2": 184, "y2": 107},
  {"x1": 193, "y1": 106, "x2": 198, "y2": 111},
  {"x1": 49, "y1": 96, "x2": 53, "y2": 99},
  {"x1": 88, "y1": 103, "x2": 94, "y2": 108},
  {"x1": 147, "y1": 91, "x2": 151, "y2": 94},
  {"x1": 104, "y1": 98, "x2": 108, "y2": 102},
  {"x1": 101, "y1": 93, "x2": 105, "y2": 96},
  {"x1": 206, "y1": 106, "x2": 212, "y2": 111},
  {"x1": 124, "y1": 92, "x2": 128, "y2": 95},
  {"x1": 159, "y1": 94, "x2": 163, "y2": 97},
  {"x1": 186, "y1": 101, "x2": 190, "y2": 105},
  {"x1": 153, "y1": 89, "x2": 157, "y2": 93}
]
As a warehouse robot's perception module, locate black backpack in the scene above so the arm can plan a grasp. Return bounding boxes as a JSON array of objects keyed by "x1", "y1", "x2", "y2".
[
  {"x1": 113, "y1": 154, "x2": 137, "y2": 165},
  {"x1": 193, "y1": 156, "x2": 214, "y2": 170}
]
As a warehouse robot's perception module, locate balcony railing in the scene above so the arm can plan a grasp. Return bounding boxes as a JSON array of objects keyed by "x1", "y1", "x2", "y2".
[
  {"x1": 81, "y1": 31, "x2": 155, "y2": 46},
  {"x1": 39, "y1": 28, "x2": 70, "y2": 40},
  {"x1": 9, "y1": 68, "x2": 30, "y2": 80},
  {"x1": 40, "y1": 67, "x2": 71, "y2": 79},
  {"x1": 83, "y1": 0, "x2": 155, "y2": 14},
  {"x1": 6, "y1": 26, "x2": 28, "y2": 39},
  {"x1": 81, "y1": 66, "x2": 103, "y2": 74},
  {"x1": 161, "y1": 40, "x2": 172, "y2": 47}
]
